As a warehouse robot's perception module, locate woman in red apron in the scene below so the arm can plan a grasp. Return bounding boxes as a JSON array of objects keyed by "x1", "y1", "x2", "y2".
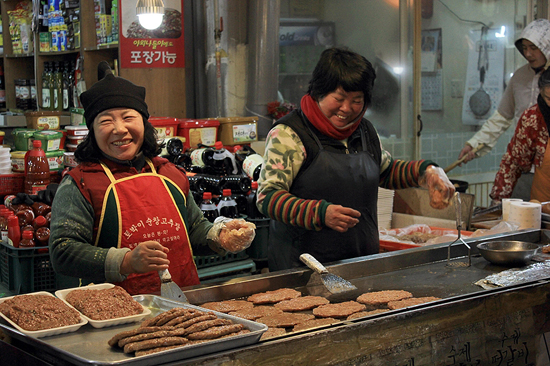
[{"x1": 49, "y1": 62, "x2": 255, "y2": 295}]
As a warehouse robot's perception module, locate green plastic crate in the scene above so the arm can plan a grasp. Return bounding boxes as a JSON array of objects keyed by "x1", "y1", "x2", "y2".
[
  {"x1": 0, "y1": 242, "x2": 56, "y2": 294},
  {"x1": 194, "y1": 251, "x2": 248, "y2": 269}
]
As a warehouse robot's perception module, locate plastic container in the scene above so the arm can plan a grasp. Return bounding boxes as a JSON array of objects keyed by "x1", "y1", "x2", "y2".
[
  {"x1": 12, "y1": 150, "x2": 64, "y2": 172},
  {"x1": 33, "y1": 130, "x2": 63, "y2": 152},
  {"x1": 24, "y1": 140, "x2": 50, "y2": 194},
  {"x1": 13, "y1": 129, "x2": 37, "y2": 151},
  {"x1": 379, "y1": 226, "x2": 475, "y2": 252},
  {"x1": 177, "y1": 119, "x2": 220, "y2": 149},
  {"x1": 67, "y1": 135, "x2": 85, "y2": 146},
  {"x1": 217, "y1": 189, "x2": 239, "y2": 218},
  {"x1": 0, "y1": 174, "x2": 25, "y2": 195},
  {"x1": 65, "y1": 143, "x2": 78, "y2": 152},
  {"x1": 0, "y1": 131, "x2": 4, "y2": 144},
  {"x1": 0, "y1": 241, "x2": 57, "y2": 293},
  {"x1": 64, "y1": 151, "x2": 78, "y2": 167},
  {"x1": 200, "y1": 192, "x2": 219, "y2": 223},
  {"x1": 64, "y1": 125, "x2": 89, "y2": 137},
  {"x1": 150, "y1": 117, "x2": 179, "y2": 140},
  {"x1": 70, "y1": 107, "x2": 85, "y2": 126},
  {"x1": 25, "y1": 111, "x2": 62, "y2": 130},
  {"x1": 215, "y1": 117, "x2": 258, "y2": 146}
]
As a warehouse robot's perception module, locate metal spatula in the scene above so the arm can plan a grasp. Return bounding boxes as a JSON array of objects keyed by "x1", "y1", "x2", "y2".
[
  {"x1": 299, "y1": 253, "x2": 357, "y2": 295},
  {"x1": 158, "y1": 269, "x2": 189, "y2": 303}
]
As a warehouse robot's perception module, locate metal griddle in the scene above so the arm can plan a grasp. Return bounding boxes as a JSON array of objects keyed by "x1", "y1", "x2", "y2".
[{"x1": 1, "y1": 229, "x2": 549, "y2": 365}]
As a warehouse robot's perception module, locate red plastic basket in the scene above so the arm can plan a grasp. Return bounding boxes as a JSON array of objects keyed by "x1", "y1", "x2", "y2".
[{"x1": 0, "y1": 174, "x2": 25, "y2": 196}]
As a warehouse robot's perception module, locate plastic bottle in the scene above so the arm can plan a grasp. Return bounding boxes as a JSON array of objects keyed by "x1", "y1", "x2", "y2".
[
  {"x1": 242, "y1": 152, "x2": 264, "y2": 181},
  {"x1": 212, "y1": 141, "x2": 237, "y2": 176},
  {"x1": 190, "y1": 146, "x2": 214, "y2": 170},
  {"x1": 35, "y1": 226, "x2": 50, "y2": 247},
  {"x1": 246, "y1": 181, "x2": 263, "y2": 219},
  {"x1": 7, "y1": 215, "x2": 21, "y2": 248},
  {"x1": 217, "y1": 189, "x2": 239, "y2": 218},
  {"x1": 19, "y1": 230, "x2": 35, "y2": 248},
  {"x1": 0, "y1": 208, "x2": 11, "y2": 245},
  {"x1": 200, "y1": 192, "x2": 219, "y2": 223},
  {"x1": 32, "y1": 215, "x2": 48, "y2": 230},
  {"x1": 24, "y1": 140, "x2": 51, "y2": 195}
]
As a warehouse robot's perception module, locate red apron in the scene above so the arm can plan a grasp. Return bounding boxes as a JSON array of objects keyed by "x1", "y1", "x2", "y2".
[{"x1": 96, "y1": 159, "x2": 199, "y2": 295}]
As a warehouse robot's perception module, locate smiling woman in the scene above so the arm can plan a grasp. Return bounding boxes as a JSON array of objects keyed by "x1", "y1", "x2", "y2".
[{"x1": 48, "y1": 61, "x2": 256, "y2": 295}]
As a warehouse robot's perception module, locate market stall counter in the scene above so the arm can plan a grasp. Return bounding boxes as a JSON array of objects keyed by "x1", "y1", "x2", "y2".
[{"x1": 1, "y1": 229, "x2": 550, "y2": 365}]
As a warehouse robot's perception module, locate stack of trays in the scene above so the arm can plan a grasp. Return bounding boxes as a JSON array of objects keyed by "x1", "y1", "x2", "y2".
[{"x1": 377, "y1": 188, "x2": 395, "y2": 229}]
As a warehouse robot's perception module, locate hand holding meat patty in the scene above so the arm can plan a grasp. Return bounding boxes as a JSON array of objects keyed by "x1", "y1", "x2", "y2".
[{"x1": 419, "y1": 165, "x2": 455, "y2": 209}]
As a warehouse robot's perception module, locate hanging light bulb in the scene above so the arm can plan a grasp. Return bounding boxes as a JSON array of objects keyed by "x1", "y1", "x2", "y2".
[{"x1": 136, "y1": 0, "x2": 165, "y2": 30}]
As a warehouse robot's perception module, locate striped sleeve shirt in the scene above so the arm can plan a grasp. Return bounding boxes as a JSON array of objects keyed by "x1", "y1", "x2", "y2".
[{"x1": 256, "y1": 124, "x2": 433, "y2": 231}]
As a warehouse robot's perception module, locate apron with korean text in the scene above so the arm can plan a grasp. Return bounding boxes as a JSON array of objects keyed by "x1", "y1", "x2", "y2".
[{"x1": 96, "y1": 159, "x2": 199, "y2": 295}]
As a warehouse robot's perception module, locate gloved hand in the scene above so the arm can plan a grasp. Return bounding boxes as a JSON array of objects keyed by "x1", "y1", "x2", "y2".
[
  {"x1": 418, "y1": 165, "x2": 455, "y2": 209},
  {"x1": 207, "y1": 217, "x2": 256, "y2": 254}
]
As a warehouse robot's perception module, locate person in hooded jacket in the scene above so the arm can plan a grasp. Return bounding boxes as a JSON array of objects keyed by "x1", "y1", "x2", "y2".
[
  {"x1": 458, "y1": 19, "x2": 550, "y2": 163},
  {"x1": 257, "y1": 47, "x2": 455, "y2": 271},
  {"x1": 49, "y1": 62, "x2": 255, "y2": 295},
  {"x1": 490, "y1": 67, "x2": 550, "y2": 214}
]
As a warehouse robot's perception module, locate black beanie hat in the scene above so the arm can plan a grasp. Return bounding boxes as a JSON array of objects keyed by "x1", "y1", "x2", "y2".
[{"x1": 80, "y1": 61, "x2": 149, "y2": 128}]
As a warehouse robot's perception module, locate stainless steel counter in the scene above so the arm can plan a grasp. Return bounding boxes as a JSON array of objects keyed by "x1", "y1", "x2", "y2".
[{"x1": 2, "y1": 229, "x2": 550, "y2": 365}]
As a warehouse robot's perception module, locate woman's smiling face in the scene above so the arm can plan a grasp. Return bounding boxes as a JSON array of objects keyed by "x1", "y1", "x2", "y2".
[
  {"x1": 93, "y1": 108, "x2": 144, "y2": 161},
  {"x1": 318, "y1": 87, "x2": 365, "y2": 128}
]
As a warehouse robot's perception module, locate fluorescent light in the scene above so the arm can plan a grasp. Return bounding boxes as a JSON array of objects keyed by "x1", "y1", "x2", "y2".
[
  {"x1": 393, "y1": 67, "x2": 404, "y2": 75},
  {"x1": 136, "y1": 0, "x2": 165, "y2": 30},
  {"x1": 495, "y1": 26, "x2": 506, "y2": 38}
]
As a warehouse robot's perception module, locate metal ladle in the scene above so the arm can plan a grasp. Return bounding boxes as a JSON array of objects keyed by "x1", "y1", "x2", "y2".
[
  {"x1": 447, "y1": 192, "x2": 471, "y2": 267},
  {"x1": 469, "y1": 26, "x2": 492, "y2": 117}
]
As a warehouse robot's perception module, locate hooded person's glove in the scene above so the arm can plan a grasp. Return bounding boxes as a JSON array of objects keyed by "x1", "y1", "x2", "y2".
[{"x1": 418, "y1": 165, "x2": 455, "y2": 209}]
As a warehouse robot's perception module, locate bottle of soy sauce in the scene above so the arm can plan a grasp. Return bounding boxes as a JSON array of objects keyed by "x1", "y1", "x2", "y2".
[
  {"x1": 217, "y1": 189, "x2": 239, "y2": 218},
  {"x1": 200, "y1": 192, "x2": 219, "y2": 223}
]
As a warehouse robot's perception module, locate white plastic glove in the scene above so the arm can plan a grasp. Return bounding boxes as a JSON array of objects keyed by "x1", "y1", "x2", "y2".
[
  {"x1": 418, "y1": 165, "x2": 456, "y2": 209},
  {"x1": 207, "y1": 217, "x2": 256, "y2": 254}
]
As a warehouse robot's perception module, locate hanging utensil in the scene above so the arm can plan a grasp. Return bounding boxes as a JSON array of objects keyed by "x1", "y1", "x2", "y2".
[
  {"x1": 469, "y1": 27, "x2": 492, "y2": 117},
  {"x1": 299, "y1": 253, "x2": 357, "y2": 295},
  {"x1": 159, "y1": 269, "x2": 189, "y2": 303}
]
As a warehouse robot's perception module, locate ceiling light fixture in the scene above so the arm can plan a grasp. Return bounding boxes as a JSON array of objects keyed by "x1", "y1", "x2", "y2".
[{"x1": 136, "y1": 0, "x2": 165, "y2": 30}]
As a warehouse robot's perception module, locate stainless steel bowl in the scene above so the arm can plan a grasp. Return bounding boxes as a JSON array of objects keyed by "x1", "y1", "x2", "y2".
[{"x1": 477, "y1": 241, "x2": 540, "y2": 266}]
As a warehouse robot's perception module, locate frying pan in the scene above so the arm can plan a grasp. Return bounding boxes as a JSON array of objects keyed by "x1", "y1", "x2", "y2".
[{"x1": 469, "y1": 27, "x2": 492, "y2": 117}]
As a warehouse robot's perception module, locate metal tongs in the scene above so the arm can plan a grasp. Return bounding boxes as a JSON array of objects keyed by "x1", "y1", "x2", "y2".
[{"x1": 447, "y1": 193, "x2": 471, "y2": 267}]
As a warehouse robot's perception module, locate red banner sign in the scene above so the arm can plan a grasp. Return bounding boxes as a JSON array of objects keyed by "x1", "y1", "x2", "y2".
[{"x1": 119, "y1": 0, "x2": 185, "y2": 68}]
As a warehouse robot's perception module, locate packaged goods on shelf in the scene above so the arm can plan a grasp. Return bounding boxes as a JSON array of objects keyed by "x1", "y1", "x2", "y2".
[
  {"x1": 178, "y1": 119, "x2": 219, "y2": 149},
  {"x1": 11, "y1": 150, "x2": 64, "y2": 173},
  {"x1": 215, "y1": 117, "x2": 259, "y2": 146}
]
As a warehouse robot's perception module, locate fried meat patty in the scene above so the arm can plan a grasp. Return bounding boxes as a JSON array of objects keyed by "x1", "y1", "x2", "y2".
[
  {"x1": 200, "y1": 300, "x2": 254, "y2": 313},
  {"x1": 274, "y1": 296, "x2": 329, "y2": 312},
  {"x1": 247, "y1": 288, "x2": 302, "y2": 304},
  {"x1": 356, "y1": 290, "x2": 413, "y2": 307},
  {"x1": 229, "y1": 306, "x2": 283, "y2": 320},
  {"x1": 387, "y1": 296, "x2": 441, "y2": 310},
  {"x1": 256, "y1": 312, "x2": 315, "y2": 327},
  {"x1": 312, "y1": 301, "x2": 366, "y2": 318}
]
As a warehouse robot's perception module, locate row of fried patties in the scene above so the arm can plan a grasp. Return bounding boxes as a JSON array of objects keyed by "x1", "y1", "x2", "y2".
[
  {"x1": 108, "y1": 307, "x2": 249, "y2": 356},
  {"x1": 199, "y1": 288, "x2": 441, "y2": 340}
]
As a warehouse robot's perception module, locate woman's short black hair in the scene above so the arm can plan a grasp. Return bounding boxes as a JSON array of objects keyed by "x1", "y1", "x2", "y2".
[
  {"x1": 307, "y1": 47, "x2": 376, "y2": 105},
  {"x1": 539, "y1": 67, "x2": 550, "y2": 89},
  {"x1": 74, "y1": 115, "x2": 163, "y2": 163}
]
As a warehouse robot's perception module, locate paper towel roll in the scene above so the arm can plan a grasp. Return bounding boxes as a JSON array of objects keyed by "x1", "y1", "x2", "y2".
[
  {"x1": 502, "y1": 198, "x2": 523, "y2": 221},
  {"x1": 508, "y1": 201, "x2": 541, "y2": 230}
]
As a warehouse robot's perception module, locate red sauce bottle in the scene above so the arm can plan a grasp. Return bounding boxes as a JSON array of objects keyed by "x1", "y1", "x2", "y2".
[
  {"x1": 35, "y1": 227, "x2": 50, "y2": 247},
  {"x1": 20, "y1": 230, "x2": 35, "y2": 248},
  {"x1": 24, "y1": 140, "x2": 50, "y2": 195},
  {"x1": 7, "y1": 215, "x2": 21, "y2": 248}
]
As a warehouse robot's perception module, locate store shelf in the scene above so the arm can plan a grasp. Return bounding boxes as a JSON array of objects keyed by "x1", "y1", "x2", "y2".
[{"x1": 0, "y1": 114, "x2": 70, "y2": 128}]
